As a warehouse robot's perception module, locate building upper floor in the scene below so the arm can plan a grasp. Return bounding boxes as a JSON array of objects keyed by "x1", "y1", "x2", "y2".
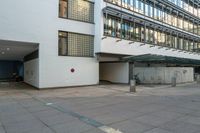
[
  {"x1": 1, "y1": 0, "x2": 200, "y2": 60},
  {"x1": 104, "y1": 0, "x2": 200, "y2": 36}
]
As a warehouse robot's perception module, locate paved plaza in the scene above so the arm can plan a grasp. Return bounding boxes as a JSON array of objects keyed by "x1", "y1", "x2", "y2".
[{"x1": 0, "y1": 82, "x2": 200, "y2": 133}]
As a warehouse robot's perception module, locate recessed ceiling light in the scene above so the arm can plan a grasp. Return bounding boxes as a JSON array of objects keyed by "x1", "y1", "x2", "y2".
[
  {"x1": 6, "y1": 48, "x2": 10, "y2": 51},
  {"x1": 1, "y1": 51, "x2": 5, "y2": 54}
]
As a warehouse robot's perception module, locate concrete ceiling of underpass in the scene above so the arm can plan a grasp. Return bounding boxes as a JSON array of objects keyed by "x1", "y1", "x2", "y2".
[{"x1": 0, "y1": 40, "x2": 38, "y2": 61}]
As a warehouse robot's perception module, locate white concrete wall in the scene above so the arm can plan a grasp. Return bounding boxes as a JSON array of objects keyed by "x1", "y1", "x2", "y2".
[
  {"x1": 41, "y1": 57, "x2": 99, "y2": 88},
  {"x1": 133, "y1": 67, "x2": 194, "y2": 84},
  {"x1": 101, "y1": 37, "x2": 200, "y2": 60},
  {"x1": 0, "y1": 0, "x2": 99, "y2": 88},
  {"x1": 24, "y1": 59, "x2": 39, "y2": 88},
  {"x1": 100, "y1": 62, "x2": 129, "y2": 83}
]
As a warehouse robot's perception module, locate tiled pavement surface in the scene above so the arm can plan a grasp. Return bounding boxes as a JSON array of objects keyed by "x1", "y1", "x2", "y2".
[{"x1": 0, "y1": 82, "x2": 200, "y2": 133}]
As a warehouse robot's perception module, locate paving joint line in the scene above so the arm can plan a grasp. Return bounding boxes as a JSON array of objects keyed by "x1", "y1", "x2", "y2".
[
  {"x1": 9, "y1": 93, "x2": 57, "y2": 133},
  {"x1": 23, "y1": 92, "x2": 124, "y2": 133}
]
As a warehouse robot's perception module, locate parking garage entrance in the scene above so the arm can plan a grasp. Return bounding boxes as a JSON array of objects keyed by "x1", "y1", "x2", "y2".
[{"x1": 0, "y1": 40, "x2": 39, "y2": 84}]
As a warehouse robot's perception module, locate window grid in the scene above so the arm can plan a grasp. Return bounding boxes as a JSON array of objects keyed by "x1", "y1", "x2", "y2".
[
  {"x1": 105, "y1": 0, "x2": 200, "y2": 36},
  {"x1": 59, "y1": 31, "x2": 94, "y2": 57},
  {"x1": 59, "y1": 0, "x2": 94, "y2": 23},
  {"x1": 104, "y1": 15, "x2": 200, "y2": 52}
]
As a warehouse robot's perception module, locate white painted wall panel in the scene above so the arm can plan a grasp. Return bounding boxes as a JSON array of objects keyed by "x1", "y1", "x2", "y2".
[
  {"x1": 40, "y1": 57, "x2": 99, "y2": 88},
  {"x1": 24, "y1": 59, "x2": 39, "y2": 88},
  {"x1": 133, "y1": 67, "x2": 194, "y2": 84},
  {"x1": 101, "y1": 37, "x2": 200, "y2": 60}
]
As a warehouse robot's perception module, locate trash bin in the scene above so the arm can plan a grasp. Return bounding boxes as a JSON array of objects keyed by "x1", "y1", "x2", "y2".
[{"x1": 130, "y1": 79, "x2": 136, "y2": 92}]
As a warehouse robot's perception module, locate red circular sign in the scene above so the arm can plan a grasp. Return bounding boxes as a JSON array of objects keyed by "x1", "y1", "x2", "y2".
[{"x1": 71, "y1": 68, "x2": 75, "y2": 73}]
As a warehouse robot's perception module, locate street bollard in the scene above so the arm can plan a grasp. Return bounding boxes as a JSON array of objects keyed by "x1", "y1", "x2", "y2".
[
  {"x1": 197, "y1": 75, "x2": 200, "y2": 84},
  {"x1": 171, "y1": 77, "x2": 176, "y2": 87},
  {"x1": 130, "y1": 79, "x2": 136, "y2": 92}
]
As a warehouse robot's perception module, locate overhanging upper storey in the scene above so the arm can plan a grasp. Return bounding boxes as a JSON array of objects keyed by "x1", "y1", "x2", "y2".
[
  {"x1": 104, "y1": 0, "x2": 200, "y2": 37},
  {"x1": 102, "y1": 6, "x2": 200, "y2": 53}
]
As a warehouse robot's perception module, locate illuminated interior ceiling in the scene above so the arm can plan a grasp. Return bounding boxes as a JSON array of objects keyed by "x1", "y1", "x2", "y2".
[{"x1": 0, "y1": 40, "x2": 38, "y2": 61}]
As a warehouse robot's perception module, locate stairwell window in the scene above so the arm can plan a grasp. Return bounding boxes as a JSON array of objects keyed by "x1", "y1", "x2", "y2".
[
  {"x1": 59, "y1": 0, "x2": 94, "y2": 23},
  {"x1": 58, "y1": 31, "x2": 94, "y2": 57}
]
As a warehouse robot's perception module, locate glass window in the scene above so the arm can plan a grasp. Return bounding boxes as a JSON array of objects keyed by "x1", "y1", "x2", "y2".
[
  {"x1": 135, "y1": 0, "x2": 139, "y2": 12},
  {"x1": 145, "y1": 28, "x2": 149, "y2": 42},
  {"x1": 105, "y1": 0, "x2": 199, "y2": 36},
  {"x1": 59, "y1": 31, "x2": 94, "y2": 57},
  {"x1": 171, "y1": 35, "x2": 175, "y2": 48},
  {"x1": 166, "y1": 33, "x2": 171, "y2": 47},
  {"x1": 189, "y1": 41, "x2": 194, "y2": 51},
  {"x1": 149, "y1": 28, "x2": 154, "y2": 43},
  {"x1": 154, "y1": 8, "x2": 158, "y2": 20},
  {"x1": 59, "y1": 0, "x2": 68, "y2": 18},
  {"x1": 178, "y1": 17, "x2": 183, "y2": 29},
  {"x1": 103, "y1": 14, "x2": 198, "y2": 52},
  {"x1": 184, "y1": 20, "x2": 189, "y2": 31},
  {"x1": 157, "y1": 31, "x2": 162, "y2": 45},
  {"x1": 178, "y1": 37, "x2": 183, "y2": 49},
  {"x1": 116, "y1": 18, "x2": 121, "y2": 38},
  {"x1": 59, "y1": 0, "x2": 94, "y2": 23},
  {"x1": 161, "y1": 32, "x2": 165, "y2": 45},
  {"x1": 194, "y1": 8, "x2": 197, "y2": 16},
  {"x1": 130, "y1": 22, "x2": 134, "y2": 40},
  {"x1": 135, "y1": 24, "x2": 141, "y2": 41},
  {"x1": 198, "y1": 8, "x2": 200, "y2": 18},
  {"x1": 198, "y1": 43, "x2": 200, "y2": 49},
  {"x1": 183, "y1": 2, "x2": 189, "y2": 12},
  {"x1": 194, "y1": 42, "x2": 198, "y2": 51},
  {"x1": 59, "y1": 31, "x2": 68, "y2": 56},
  {"x1": 154, "y1": 30, "x2": 158, "y2": 45},
  {"x1": 184, "y1": 39, "x2": 189, "y2": 51},
  {"x1": 171, "y1": 15, "x2": 177, "y2": 27},
  {"x1": 145, "y1": 3, "x2": 149, "y2": 16},
  {"x1": 174, "y1": 36, "x2": 178, "y2": 48},
  {"x1": 198, "y1": 25, "x2": 200, "y2": 35},
  {"x1": 194, "y1": 23, "x2": 198, "y2": 34}
]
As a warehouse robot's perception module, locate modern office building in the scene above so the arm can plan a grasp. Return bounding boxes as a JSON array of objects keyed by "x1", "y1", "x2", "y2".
[{"x1": 0, "y1": 0, "x2": 200, "y2": 88}]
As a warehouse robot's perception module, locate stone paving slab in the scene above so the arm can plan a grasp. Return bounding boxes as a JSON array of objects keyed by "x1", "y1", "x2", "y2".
[
  {"x1": 110, "y1": 120, "x2": 155, "y2": 133},
  {"x1": 38, "y1": 113, "x2": 77, "y2": 126},
  {"x1": 51, "y1": 119, "x2": 94, "y2": 133},
  {"x1": 160, "y1": 120, "x2": 200, "y2": 133},
  {"x1": 0, "y1": 82, "x2": 200, "y2": 133},
  {"x1": 143, "y1": 128, "x2": 173, "y2": 133},
  {"x1": 0, "y1": 126, "x2": 5, "y2": 133}
]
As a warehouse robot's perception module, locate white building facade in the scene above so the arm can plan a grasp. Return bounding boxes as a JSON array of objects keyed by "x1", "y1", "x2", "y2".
[{"x1": 0, "y1": 0, "x2": 200, "y2": 88}]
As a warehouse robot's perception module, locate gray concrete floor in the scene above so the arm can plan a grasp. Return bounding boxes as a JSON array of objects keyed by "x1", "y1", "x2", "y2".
[{"x1": 0, "y1": 82, "x2": 200, "y2": 133}]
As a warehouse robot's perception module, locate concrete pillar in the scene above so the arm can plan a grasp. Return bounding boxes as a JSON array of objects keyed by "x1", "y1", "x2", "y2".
[
  {"x1": 171, "y1": 77, "x2": 176, "y2": 87},
  {"x1": 129, "y1": 62, "x2": 134, "y2": 83},
  {"x1": 130, "y1": 79, "x2": 136, "y2": 92}
]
